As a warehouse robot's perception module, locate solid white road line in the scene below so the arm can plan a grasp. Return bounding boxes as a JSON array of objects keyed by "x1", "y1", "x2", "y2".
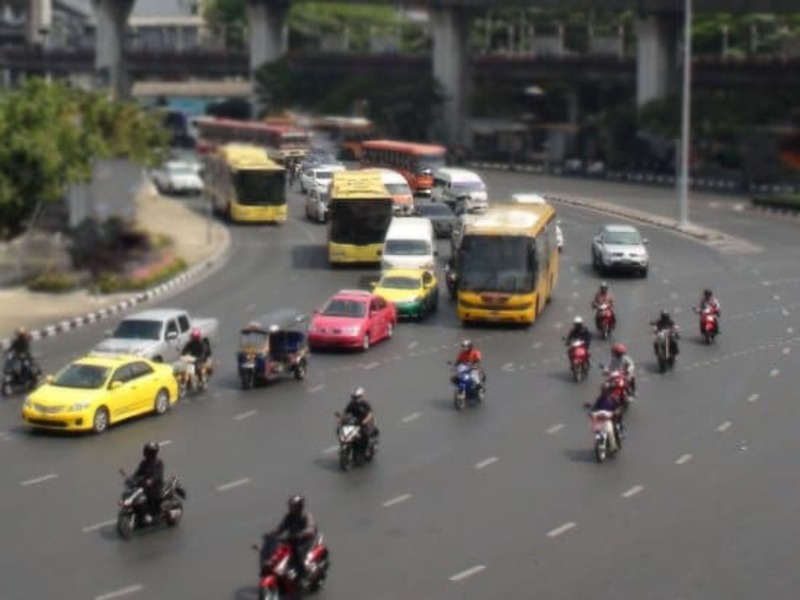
[
  {"x1": 546, "y1": 423, "x2": 564, "y2": 434},
  {"x1": 216, "y1": 478, "x2": 251, "y2": 492},
  {"x1": 621, "y1": 485, "x2": 644, "y2": 498},
  {"x1": 363, "y1": 361, "x2": 380, "y2": 370},
  {"x1": 449, "y1": 564, "x2": 486, "y2": 582},
  {"x1": 82, "y1": 519, "x2": 116, "y2": 533},
  {"x1": 94, "y1": 585, "x2": 144, "y2": 600},
  {"x1": 675, "y1": 453, "x2": 693, "y2": 465},
  {"x1": 474, "y1": 457, "x2": 499, "y2": 470},
  {"x1": 716, "y1": 421, "x2": 732, "y2": 433},
  {"x1": 747, "y1": 393, "x2": 760, "y2": 403},
  {"x1": 401, "y1": 412, "x2": 422, "y2": 424},
  {"x1": 308, "y1": 384, "x2": 325, "y2": 393},
  {"x1": 547, "y1": 522, "x2": 577, "y2": 538},
  {"x1": 382, "y1": 494, "x2": 412, "y2": 507},
  {"x1": 21, "y1": 473, "x2": 57, "y2": 486},
  {"x1": 322, "y1": 445, "x2": 339, "y2": 455},
  {"x1": 770, "y1": 368, "x2": 780, "y2": 377},
  {"x1": 234, "y1": 410, "x2": 258, "y2": 421}
]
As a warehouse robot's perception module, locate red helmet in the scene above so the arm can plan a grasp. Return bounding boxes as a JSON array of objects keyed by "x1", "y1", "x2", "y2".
[
  {"x1": 611, "y1": 343, "x2": 627, "y2": 356},
  {"x1": 191, "y1": 328, "x2": 202, "y2": 340}
]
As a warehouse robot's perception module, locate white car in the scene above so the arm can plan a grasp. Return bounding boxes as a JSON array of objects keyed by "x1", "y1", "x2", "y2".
[
  {"x1": 510, "y1": 193, "x2": 564, "y2": 251},
  {"x1": 152, "y1": 161, "x2": 204, "y2": 195},
  {"x1": 305, "y1": 188, "x2": 329, "y2": 223},
  {"x1": 591, "y1": 224, "x2": 649, "y2": 277},
  {"x1": 299, "y1": 164, "x2": 345, "y2": 195}
]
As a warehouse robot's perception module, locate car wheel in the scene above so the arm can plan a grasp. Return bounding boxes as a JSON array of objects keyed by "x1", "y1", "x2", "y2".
[
  {"x1": 92, "y1": 407, "x2": 109, "y2": 434},
  {"x1": 361, "y1": 334, "x2": 370, "y2": 352},
  {"x1": 154, "y1": 389, "x2": 170, "y2": 415}
]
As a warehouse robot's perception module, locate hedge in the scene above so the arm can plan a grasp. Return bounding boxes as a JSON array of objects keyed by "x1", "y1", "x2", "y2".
[
  {"x1": 98, "y1": 256, "x2": 188, "y2": 294},
  {"x1": 27, "y1": 270, "x2": 83, "y2": 293},
  {"x1": 751, "y1": 194, "x2": 800, "y2": 212}
]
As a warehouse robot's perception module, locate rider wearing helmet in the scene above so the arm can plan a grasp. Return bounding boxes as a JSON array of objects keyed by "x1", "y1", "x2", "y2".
[
  {"x1": 607, "y1": 342, "x2": 636, "y2": 397},
  {"x1": 566, "y1": 316, "x2": 593, "y2": 347},
  {"x1": 343, "y1": 387, "x2": 377, "y2": 444},
  {"x1": 456, "y1": 340, "x2": 482, "y2": 365},
  {"x1": 9, "y1": 326, "x2": 36, "y2": 382},
  {"x1": 699, "y1": 289, "x2": 721, "y2": 333},
  {"x1": 133, "y1": 441, "x2": 164, "y2": 523},
  {"x1": 181, "y1": 328, "x2": 211, "y2": 389},
  {"x1": 269, "y1": 494, "x2": 318, "y2": 584},
  {"x1": 651, "y1": 310, "x2": 679, "y2": 356},
  {"x1": 591, "y1": 282, "x2": 616, "y2": 328}
]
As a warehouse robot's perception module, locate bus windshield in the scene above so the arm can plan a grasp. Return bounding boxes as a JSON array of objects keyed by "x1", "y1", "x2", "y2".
[
  {"x1": 458, "y1": 235, "x2": 536, "y2": 293},
  {"x1": 233, "y1": 170, "x2": 286, "y2": 206},
  {"x1": 418, "y1": 155, "x2": 447, "y2": 173},
  {"x1": 329, "y1": 200, "x2": 393, "y2": 245}
]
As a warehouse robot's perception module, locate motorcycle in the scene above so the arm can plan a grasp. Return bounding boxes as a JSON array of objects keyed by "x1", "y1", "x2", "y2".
[
  {"x1": 253, "y1": 533, "x2": 330, "y2": 599},
  {"x1": 653, "y1": 327, "x2": 679, "y2": 372},
  {"x1": 601, "y1": 367, "x2": 631, "y2": 409},
  {"x1": 450, "y1": 361, "x2": 485, "y2": 411},
  {"x1": 335, "y1": 411, "x2": 377, "y2": 471},
  {"x1": 2, "y1": 351, "x2": 42, "y2": 396},
  {"x1": 566, "y1": 339, "x2": 590, "y2": 382},
  {"x1": 116, "y1": 469, "x2": 186, "y2": 540},
  {"x1": 694, "y1": 306, "x2": 719, "y2": 344},
  {"x1": 444, "y1": 263, "x2": 457, "y2": 300},
  {"x1": 173, "y1": 355, "x2": 212, "y2": 398},
  {"x1": 594, "y1": 302, "x2": 615, "y2": 339},
  {"x1": 590, "y1": 409, "x2": 621, "y2": 463}
]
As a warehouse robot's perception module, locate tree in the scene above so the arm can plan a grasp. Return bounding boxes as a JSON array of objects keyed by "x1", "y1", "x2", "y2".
[{"x1": 0, "y1": 78, "x2": 168, "y2": 239}]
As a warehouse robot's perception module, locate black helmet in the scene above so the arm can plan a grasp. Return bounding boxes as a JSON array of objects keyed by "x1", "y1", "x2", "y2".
[
  {"x1": 351, "y1": 387, "x2": 365, "y2": 401},
  {"x1": 703, "y1": 289, "x2": 712, "y2": 298},
  {"x1": 660, "y1": 309, "x2": 669, "y2": 319},
  {"x1": 143, "y1": 441, "x2": 159, "y2": 459},
  {"x1": 288, "y1": 494, "x2": 305, "y2": 513}
]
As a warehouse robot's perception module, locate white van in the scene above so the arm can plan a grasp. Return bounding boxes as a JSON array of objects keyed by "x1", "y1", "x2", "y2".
[
  {"x1": 431, "y1": 168, "x2": 488, "y2": 213},
  {"x1": 511, "y1": 193, "x2": 564, "y2": 250},
  {"x1": 381, "y1": 217, "x2": 436, "y2": 271},
  {"x1": 367, "y1": 168, "x2": 414, "y2": 216}
]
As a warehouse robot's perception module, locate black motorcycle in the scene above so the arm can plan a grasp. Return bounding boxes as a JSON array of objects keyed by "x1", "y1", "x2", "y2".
[
  {"x1": 2, "y1": 352, "x2": 41, "y2": 396},
  {"x1": 116, "y1": 469, "x2": 187, "y2": 540},
  {"x1": 335, "y1": 412, "x2": 378, "y2": 471}
]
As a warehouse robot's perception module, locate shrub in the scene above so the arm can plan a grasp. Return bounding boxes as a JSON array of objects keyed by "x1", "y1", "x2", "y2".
[
  {"x1": 98, "y1": 256, "x2": 187, "y2": 294},
  {"x1": 28, "y1": 270, "x2": 82, "y2": 293},
  {"x1": 751, "y1": 194, "x2": 800, "y2": 212}
]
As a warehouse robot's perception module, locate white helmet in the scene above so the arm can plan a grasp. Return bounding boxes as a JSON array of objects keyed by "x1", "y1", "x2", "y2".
[{"x1": 573, "y1": 316, "x2": 583, "y2": 325}]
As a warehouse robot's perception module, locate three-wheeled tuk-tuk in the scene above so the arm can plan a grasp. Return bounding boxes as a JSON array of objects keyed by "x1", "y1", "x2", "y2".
[{"x1": 237, "y1": 309, "x2": 310, "y2": 390}]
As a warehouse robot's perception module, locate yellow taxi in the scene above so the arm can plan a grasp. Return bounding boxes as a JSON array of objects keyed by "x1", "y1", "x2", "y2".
[
  {"x1": 22, "y1": 354, "x2": 179, "y2": 434},
  {"x1": 373, "y1": 268, "x2": 440, "y2": 321}
]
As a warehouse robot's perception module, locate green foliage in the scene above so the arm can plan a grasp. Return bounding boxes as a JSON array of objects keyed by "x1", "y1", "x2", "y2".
[
  {"x1": 0, "y1": 78, "x2": 168, "y2": 239},
  {"x1": 97, "y1": 256, "x2": 187, "y2": 294},
  {"x1": 752, "y1": 194, "x2": 800, "y2": 212},
  {"x1": 28, "y1": 270, "x2": 83, "y2": 293}
]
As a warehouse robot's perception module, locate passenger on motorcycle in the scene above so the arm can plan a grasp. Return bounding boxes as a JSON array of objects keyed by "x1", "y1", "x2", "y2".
[
  {"x1": 455, "y1": 340, "x2": 485, "y2": 387},
  {"x1": 343, "y1": 387, "x2": 378, "y2": 446},
  {"x1": 607, "y1": 343, "x2": 636, "y2": 397},
  {"x1": 181, "y1": 329, "x2": 211, "y2": 389},
  {"x1": 591, "y1": 385, "x2": 625, "y2": 439},
  {"x1": 566, "y1": 316, "x2": 593, "y2": 348},
  {"x1": 268, "y1": 494, "x2": 318, "y2": 585},
  {"x1": 651, "y1": 310, "x2": 679, "y2": 356},
  {"x1": 132, "y1": 441, "x2": 164, "y2": 523},
  {"x1": 699, "y1": 288, "x2": 721, "y2": 332},
  {"x1": 591, "y1": 282, "x2": 616, "y2": 328}
]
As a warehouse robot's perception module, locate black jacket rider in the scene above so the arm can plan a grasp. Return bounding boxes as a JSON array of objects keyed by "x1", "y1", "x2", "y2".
[
  {"x1": 566, "y1": 324, "x2": 592, "y2": 347},
  {"x1": 134, "y1": 456, "x2": 164, "y2": 517},
  {"x1": 10, "y1": 333, "x2": 31, "y2": 358},
  {"x1": 182, "y1": 338, "x2": 210, "y2": 363},
  {"x1": 272, "y1": 509, "x2": 317, "y2": 580},
  {"x1": 651, "y1": 314, "x2": 679, "y2": 355}
]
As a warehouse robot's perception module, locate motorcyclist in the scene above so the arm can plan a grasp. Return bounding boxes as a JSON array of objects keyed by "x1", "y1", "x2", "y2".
[
  {"x1": 607, "y1": 342, "x2": 636, "y2": 398},
  {"x1": 698, "y1": 288, "x2": 721, "y2": 332},
  {"x1": 455, "y1": 339, "x2": 485, "y2": 387},
  {"x1": 268, "y1": 494, "x2": 318, "y2": 585},
  {"x1": 342, "y1": 387, "x2": 377, "y2": 449},
  {"x1": 589, "y1": 384, "x2": 625, "y2": 443},
  {"x1": 651, "y1": 310, "x2": 679, "y2": 356},
  {"x1": 591, "y1": 282, "x2": 616, "y2": 329},
  {"x1": 9, "y1": 327, "x2": 34, "y2": 379},
  {"x1": 132, "y1": 441, "x2": 164, "y2": 523},
  {"x1": 566, "y1": 316, "x2": 593, "y2": 348},
  {"x1": 181, "y1": 329, "x2": 211, "y2": 389}
]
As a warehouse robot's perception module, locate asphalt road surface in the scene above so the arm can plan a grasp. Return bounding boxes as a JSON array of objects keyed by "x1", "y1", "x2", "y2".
[{"x1": 2, "y1": 171, "x2": 799, "y2": 600}]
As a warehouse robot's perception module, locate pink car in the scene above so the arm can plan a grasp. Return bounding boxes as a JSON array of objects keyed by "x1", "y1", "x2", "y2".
[{"x1": 308, "y1": 290, "x2": 397, "y2": 351}]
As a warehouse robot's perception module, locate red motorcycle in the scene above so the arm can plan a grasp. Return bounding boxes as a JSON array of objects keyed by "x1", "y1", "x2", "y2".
[
  {"x1": 695, "y1": 306, "x2": 719, "y2": 344},
  {"x1": 255, "y1": 533, "x2": 330, "y2": 599},
  {"x1": 567, "y1": 339, "x2": 590, "y2": 382},
  {"x1": 594, "y1": 302, "x2": 615, "y2": 339}
]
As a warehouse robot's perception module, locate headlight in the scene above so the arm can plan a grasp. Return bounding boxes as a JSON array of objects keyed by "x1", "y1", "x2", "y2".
[
  {"x1": 23, "y1": 397, "x2": 33, "y2": 408},
  {"x1": 68, "y1": 401, "x2": 93, "y2": 412},
  {"x1": 343, "y1": 326, "x2": 360, "y2": 335}
]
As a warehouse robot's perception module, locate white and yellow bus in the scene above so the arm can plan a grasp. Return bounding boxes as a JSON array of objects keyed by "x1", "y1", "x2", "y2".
[
  {"x1": 453, "y1": 203, "x2": 560, "y2": 325},
  {"x1": 327, "y1": 171, "x2": 394, "y2": 266},
  {"x1": 204, "y1": 143, "x2": 287, "y2": 223}
]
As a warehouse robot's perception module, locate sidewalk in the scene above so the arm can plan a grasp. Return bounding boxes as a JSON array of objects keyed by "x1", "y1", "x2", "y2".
[{"x1": 0, "y1": 180, "x2": 230, "y2": 341}]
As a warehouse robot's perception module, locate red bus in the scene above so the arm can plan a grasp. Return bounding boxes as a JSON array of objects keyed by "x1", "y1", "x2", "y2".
[
  {"x1": 312, "y1": 116, "x2": 376, "y2": 160},
  {"x1": 361, "y1": 140, "x2": 447, "y2": 196},
  {"x1": 194, "y1": 117, "x2": 312, "y2": 163}
]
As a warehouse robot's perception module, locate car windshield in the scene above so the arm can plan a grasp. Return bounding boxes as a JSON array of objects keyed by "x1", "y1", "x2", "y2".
[
  {"x1": 52, "y1": 364, "x2": 111, "y2": 389},
  {"x1": 234, "y1": 169, "x2": 287, "y2": 206},
  {"x1": 453, "y1": 181, "x2": 486, "y2": 193},
  {"x1": 384, "y1": 240, "x2": 431, "y2": 256},
  {"x1": 380, "y1": 276, "x2": 420, "y2": 290},
  {"x1": 329, "y1": 200, "x2": 393, "y2": 245},
  {"x1": 315, "y1": 171, "x2": 334, "y2": 181},
  {"x1": 416, "y1": 204, "x2": 453, "y2": 217},
  {"x1": 166, "y1": 163, "x2": 195, "y2": 176},
  {"x1": 385, "y1": 183, "x2": 411, "y2": 195},
  {"x1": 240, "y1": 331, "x2": 267, "y2": 349},
  {"x1": 458, "y1": 235, "x2": 536, "y2": 293},
  {"x1": 112, "y1": 319, "x2": 162, "y2": 340},
  {"x1": 604, "y1": 230, "x2": 642, "y2": 245},
  {"x1": 418, "y1": 155, "x2": 447, "y2": 172},
  {"x1": 321, "y1": 299, "x2": 367, "y2": 318}
]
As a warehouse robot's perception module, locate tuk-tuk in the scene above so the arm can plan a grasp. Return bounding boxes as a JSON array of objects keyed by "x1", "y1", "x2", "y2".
[{"x1": 237, "y1": 309, "x2": 309, "y2": 389}]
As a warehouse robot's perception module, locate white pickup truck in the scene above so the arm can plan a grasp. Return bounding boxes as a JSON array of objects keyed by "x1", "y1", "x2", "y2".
[{"x1": 93, "y1": 309, "x2": 218, "y2": 363}]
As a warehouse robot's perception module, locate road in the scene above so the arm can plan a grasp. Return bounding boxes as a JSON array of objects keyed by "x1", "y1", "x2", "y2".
[{"x1": 2, "y1": 171, "x2": 799, "y2": 599}]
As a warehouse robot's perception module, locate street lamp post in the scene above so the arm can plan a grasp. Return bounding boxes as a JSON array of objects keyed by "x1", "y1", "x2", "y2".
[{"x1": 677, "y1": 0, "x2": 692, "y2": 228}]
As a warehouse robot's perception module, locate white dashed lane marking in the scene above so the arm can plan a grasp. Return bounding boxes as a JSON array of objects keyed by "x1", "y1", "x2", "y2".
[
  {"x1": 94, "y1": 585, "x2": 144, "y2": 600},
  {"x1": 783, "y1": 348, "x2": 791, "y2": 355},
  {"x1": 747, "y1": 393, "x2": 760, "y2": 403},
  {"x1": 363, "y1": 361, "x2": 380, "y2": 370},
  {"x1": 770, "y1": 368, "x2": 780, "y2": 377},
  {"x1": 401, "y1": 412, "x2": 422, "y2": 424},
  {"x1": 216, "y1": 478, "x2": 251, "y2": 492},
  {"x1": 407, "y1": 341, "x2": 419, "y2": 349},
  {"x1": 675, "y1": 453, "x2": 693, "y2": 465},
  {"x1": 382, "y1": 493, "x2": 412, "y2": 508},
  {"x1": 449, "y1": 564, "x2": 486, "y2": 582},
  {"x1": 501, "y1": 362, "x2": 514, "y2": 372},
  {"x1": 547, "y1": 522, "x2": 577, "y2": 538},
  {"x1": 308, "y1": 384, "x2": 325, "y2": 393},
  {"x1": 474, "y1": 457, "x2": 499, "y2": 470},
  {"x1": 82, "y1": 519, "x2": 116, "y2": 533},
  {"x1": 21, "y1": 473, "x2": 57, "y2": 486},
  {"x1": 322, "y1": 445, "x2": 339, "y2": 455},
  {"x1": 773, "y1": 295, "x2": 781, "y2": 301},
  {"x1": 234, "y1": 410, "x2": 258, "y2": 421},
  {"x1": 716, "y1": 421, "x2": 732, "y2": 433},
  {"x1": 621, "y1": 485, "x2": 645, "y2": 498},
  {"x1": 532, "y1": 341, "x2": 543, "y2": 349},
  {"x1": 546, "y1": 424, "x2": 564, "y2": 434}
]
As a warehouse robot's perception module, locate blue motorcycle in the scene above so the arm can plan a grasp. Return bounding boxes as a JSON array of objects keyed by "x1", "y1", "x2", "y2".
[{"x1": 450, "y1": 362, "x2": 485, "y2": 411}]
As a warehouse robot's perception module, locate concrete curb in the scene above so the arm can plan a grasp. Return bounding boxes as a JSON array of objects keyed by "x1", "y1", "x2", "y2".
[{"x1": 0, "y1": 224, "x2": 232, "y2": 351}]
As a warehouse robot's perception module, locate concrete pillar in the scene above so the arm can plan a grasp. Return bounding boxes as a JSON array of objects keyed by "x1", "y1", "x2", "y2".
[
  {"x1": 247, "y1": 0, "x2": 289, "y2": 73},
  {"x1": 432, "y1": 5, "x2": 470, "y2": 147},
  {"x1": 26, "y1": 0, "x2": 52, "y2": 45},
  {"x1": 92, "y1": 0, "x2": 134, "y2": 100},
  {"x1": 636, "y1": 12, "x2": 680, "y2": 106}
]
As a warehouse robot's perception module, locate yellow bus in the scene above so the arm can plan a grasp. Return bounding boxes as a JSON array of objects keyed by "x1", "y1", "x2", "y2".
[
  {"x1": 204, "y1": 143, "x2": 287, "y2": 223},
  {"x1": 327, "y1": 171, "x2": 394, "y2": 265},
  {"x1": 454, "y1": 203, "x2": 560, "y2": 325}
]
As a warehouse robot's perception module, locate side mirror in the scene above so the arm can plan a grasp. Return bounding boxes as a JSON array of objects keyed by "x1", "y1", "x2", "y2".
[
  {"x1": 110, "y1": 381, "x2": 123, "y2": 390},
  {"x1": 165, "y1": 330, "x2": 178, "y2": 340}
]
